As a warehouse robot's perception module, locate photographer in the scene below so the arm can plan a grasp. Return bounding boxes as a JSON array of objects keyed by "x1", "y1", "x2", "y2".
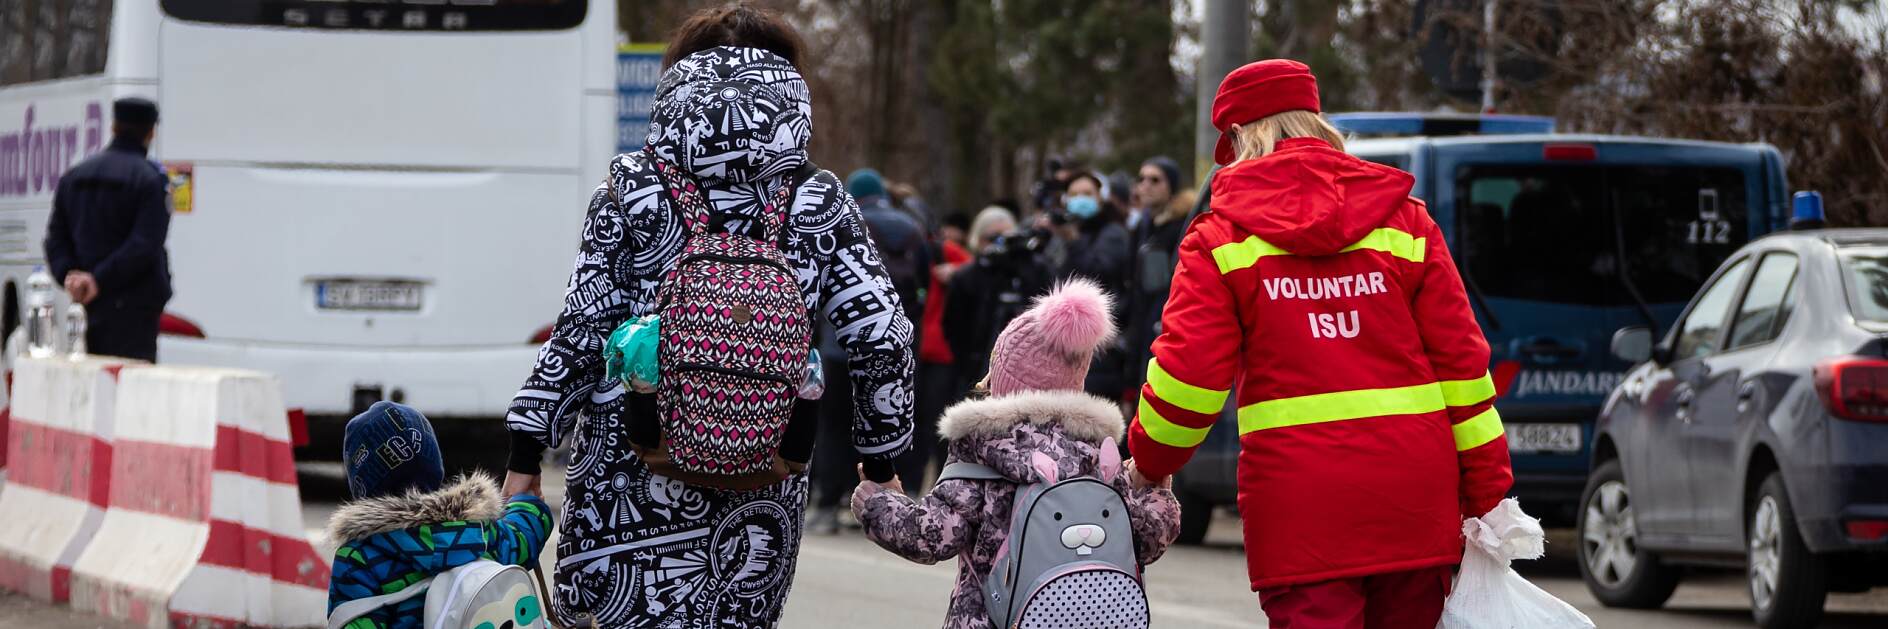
[
  {"x1": 1052, "y1": 172, "x2": 1133, "y2": 399},
  {"x1": 943, "y1": 208, "x2": 1053, "y2": 382}
]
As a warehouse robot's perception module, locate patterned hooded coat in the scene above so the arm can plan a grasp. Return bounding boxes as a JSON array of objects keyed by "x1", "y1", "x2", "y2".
[
  {"x1": 505, "y1": 46, "x2": 915, "y2": 626},
  {"x1": 325, "y1": 474, "x2": 554, "y2": 629},
  {"x1": 852, "y1": 391, "x2": 1182, "y2": 629}
]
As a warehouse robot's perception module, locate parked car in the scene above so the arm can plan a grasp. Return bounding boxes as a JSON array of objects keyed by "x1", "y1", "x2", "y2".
[
  {"x1": 1169, "y1": 130, "x2": 1792, "y2": 542},
  {"x1": 1582, "y1": 228, "x2": 1888, "y2": 628}
]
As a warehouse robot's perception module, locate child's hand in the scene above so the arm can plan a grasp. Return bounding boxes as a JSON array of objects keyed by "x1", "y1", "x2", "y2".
[{"x1": 857, "y1": 463, "x2": 904, "y2": 495}]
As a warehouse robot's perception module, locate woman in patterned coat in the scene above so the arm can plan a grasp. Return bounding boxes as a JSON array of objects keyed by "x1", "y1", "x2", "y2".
[{"x1": 500, "y1": 6, "x2": 917, "y2": 626}]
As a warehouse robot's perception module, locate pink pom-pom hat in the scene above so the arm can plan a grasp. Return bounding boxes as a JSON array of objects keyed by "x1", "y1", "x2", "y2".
[{"x1": 986, "y1": 278, "x2": 1118, "y2": 397}]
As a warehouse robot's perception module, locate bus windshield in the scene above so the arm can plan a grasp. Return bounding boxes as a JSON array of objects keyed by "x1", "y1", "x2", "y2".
[{"x1": 160, "y1": 0, "x2": 586, "y2": 31}]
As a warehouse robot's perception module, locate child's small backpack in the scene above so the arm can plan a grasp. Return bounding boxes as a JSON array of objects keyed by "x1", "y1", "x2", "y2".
[
  {"x1": 934, "y1": 438, "x2": 1150, "y2": 629},
  {"x1": 637, "y1": 153, "x2": 816, "y2": 489},
  {"x1": 326, "y1": 560, "x2": 546, "y2": 629}
]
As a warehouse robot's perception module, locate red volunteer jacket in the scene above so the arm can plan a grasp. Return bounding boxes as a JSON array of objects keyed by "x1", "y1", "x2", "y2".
[{"x1": 1128, "y1": 138, "x2": 1513, "y2": 590}]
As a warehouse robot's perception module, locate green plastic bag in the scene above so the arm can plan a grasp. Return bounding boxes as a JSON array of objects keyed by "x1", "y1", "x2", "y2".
[{"x1": 604, "y1": 315, "x2": 661, "y2": 392}]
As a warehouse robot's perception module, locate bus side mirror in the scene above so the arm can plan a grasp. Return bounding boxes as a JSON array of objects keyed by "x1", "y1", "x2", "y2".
[{"x1": 1611, "y1": 326, "x2": 1654, "y2": 364}]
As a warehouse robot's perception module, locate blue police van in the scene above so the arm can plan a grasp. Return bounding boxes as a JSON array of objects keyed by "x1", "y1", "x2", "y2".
[{"x1": 1169, "y1": 116, "x2": 1792, "y2": 542}]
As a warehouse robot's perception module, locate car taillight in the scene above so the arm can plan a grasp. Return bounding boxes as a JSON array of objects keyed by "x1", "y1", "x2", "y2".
[
  {"x1": 1846, "y1": 520, "x2": 1888, "y2": 542},
  {"x1": 1542, "y1": 143, "x2": 1597, "y2": 161},
  {"x1": 530, "y1": 324, "x2": 554, "y2": 345},
  {"x1": 1814, "y1": 357, "x2": 1888, "y2": 421},
  {"x1": 159, "y1": 312, "x2": 205, "y2": 338}
]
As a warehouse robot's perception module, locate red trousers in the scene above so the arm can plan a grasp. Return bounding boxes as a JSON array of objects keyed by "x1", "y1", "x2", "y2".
[{"x1": 1258, "y1": 565, "x2": 1454, "y2": 629}]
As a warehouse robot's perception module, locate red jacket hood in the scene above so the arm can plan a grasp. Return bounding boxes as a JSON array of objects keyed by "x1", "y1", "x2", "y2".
[{"x1": 1209, "y1": 137, "x2": 1415, "y2": 255}]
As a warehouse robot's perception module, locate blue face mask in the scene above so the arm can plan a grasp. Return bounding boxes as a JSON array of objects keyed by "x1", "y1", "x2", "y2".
[{"x1": 1066, "y1": 195, "x2": 1100, "y2": 220}]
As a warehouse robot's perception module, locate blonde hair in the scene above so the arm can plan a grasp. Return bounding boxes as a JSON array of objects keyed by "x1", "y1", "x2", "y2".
[
  {"x1": 968, "y1": 206, "x2": 1018, "y2": 251},
  {"x1": 1231, "y1": 110, "x2": 1346, "y2": 162}
]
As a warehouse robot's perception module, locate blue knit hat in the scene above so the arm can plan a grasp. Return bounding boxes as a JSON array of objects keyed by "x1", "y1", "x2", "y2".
[
  {"x1": 847, "y1": 168, "x2": 886, "y2": 200},
  {"x1": 342, "y1": 401, "x2": 444, "y2": 499}
]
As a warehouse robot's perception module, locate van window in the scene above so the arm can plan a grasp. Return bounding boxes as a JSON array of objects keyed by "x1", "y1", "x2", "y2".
[
  {"x1": 0, "y1": 0, "x2": 113, "y2": 86},
  {"x1": 1456, "y1": 164, "x2": 1749, "y2": 307},
  {"x1": 1359, "y1": 153, "x2": 1410, "y2": 172}
]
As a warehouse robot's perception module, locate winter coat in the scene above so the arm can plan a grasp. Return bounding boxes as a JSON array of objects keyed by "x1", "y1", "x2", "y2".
[
  {"x1": 918, "y1": 240, "x2": 971, "y2": 365},
  {"x1": 504, "y1": 46, "x2": 915, "y2": 626},
  {"x1": 325, "y1": 474, "x2": 554, "y2": 629},
  {"x1": 1059, "y1": 218, "x2": 1133, "y2": 396},
  {"x1": 45, "y1": 136, "x2": 173, "y2": 308},
  {"x1": 1123, "y1": 214, "x2": 1189, "y2": 394},
  {"x1": 860, "y1": 194, "x2": 932, "y2": 324},
  {"x1": 1127, "y1": 137, "x2": 1513, "y2": 590},
  {"x1": 942, "y1": 243, "x2": 1055, "y2": 377},
  {"x1": 853, "y1": 390, "x2": 1181, "y2": 629}
]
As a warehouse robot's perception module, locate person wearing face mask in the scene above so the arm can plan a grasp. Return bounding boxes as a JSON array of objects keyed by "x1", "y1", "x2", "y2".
[{"x1": 1054, "y1": 171, "x2": 1133, "y2": 400}]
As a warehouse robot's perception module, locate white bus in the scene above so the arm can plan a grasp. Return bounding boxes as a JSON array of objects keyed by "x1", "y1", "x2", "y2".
[{"x1": 0, "y1": 0, "x2": 617, "y2": 461}]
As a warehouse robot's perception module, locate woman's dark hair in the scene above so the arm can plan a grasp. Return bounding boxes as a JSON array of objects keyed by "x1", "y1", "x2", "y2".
[{"x1": 664, "y1": 3, "x2": 806, "y2": 68}]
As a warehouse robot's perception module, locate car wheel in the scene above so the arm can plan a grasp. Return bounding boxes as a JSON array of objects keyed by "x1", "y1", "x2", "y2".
[
  {"x1": 1174, "y1": 488, "x2": 1212, "y2": 546},
  {"x1": 1748, "y1": 472, "x2": 1827, "y2": 629},
  {"x1": 1577, "y1": 459, "x2": 1680, "y2": 608}
]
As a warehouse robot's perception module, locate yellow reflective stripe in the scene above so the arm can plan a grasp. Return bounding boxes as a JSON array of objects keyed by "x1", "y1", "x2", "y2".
[
  {"x1": 1341, "y1": 228, "x2": 1426, "y2": 264},
  {"x1": 1211, "y1": 236, "x2": 1290, "y2": 274},
  {"x1": 1440, "y1": 373, "x2": 1497, "y2": 407},
  {"x1": 1210, "y1": 228, "x2": 1425, "y2": 275},
  {"x1": 1146, "y1": 359, "x2": 1230, "y2": 415},
  {"x1": 1453, "y1": 407, "x2": 1505, "y2": 451},
  {"x1": 1238, "y1": 382, "x2": 1446, "y2": 434},
  {"x1": 1138, "y1": 397, "x2": 1211, "y2": 448}
]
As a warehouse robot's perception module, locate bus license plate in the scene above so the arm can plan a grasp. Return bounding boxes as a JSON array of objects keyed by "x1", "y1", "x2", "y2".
[
  {"x1": 1507, "y1": 423, "x2": 1582, "y2": 453},
  {"x1": 317, "y1": 280, "x2": 423, "y2": 311}
]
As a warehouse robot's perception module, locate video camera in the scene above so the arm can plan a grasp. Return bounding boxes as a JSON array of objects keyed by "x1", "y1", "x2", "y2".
[{"x1": 983, "y1": 226, "x2": 1053, "y2": 266}]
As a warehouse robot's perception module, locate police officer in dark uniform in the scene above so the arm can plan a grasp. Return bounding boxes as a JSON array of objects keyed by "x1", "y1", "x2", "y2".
[{"x1": 44, "y1": 97, "x2": 172, "y2": 362}]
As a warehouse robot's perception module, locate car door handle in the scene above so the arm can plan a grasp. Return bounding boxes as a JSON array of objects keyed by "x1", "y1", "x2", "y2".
[{"x1": 1737, "y1": 382, "x2": 1759, "y2": 413}]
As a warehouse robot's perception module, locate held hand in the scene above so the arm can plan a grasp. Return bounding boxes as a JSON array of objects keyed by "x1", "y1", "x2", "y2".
[
  {"x1": 1124, "y1": 459, "x2": 1169, "y2": 490},
  {"x1": 502, "y1": 471, "x2": 542, "y2": 497},
  {"x1": 856, "y1": 463, "x2": 904, "y2": 495},
  {"x1": 64, "y1": 272, "x2": 98, "y2": 305}
]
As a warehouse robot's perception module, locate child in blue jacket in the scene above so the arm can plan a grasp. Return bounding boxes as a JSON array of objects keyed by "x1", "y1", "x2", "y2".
[{"x1": 325, "y1": 401, "x2": 554, "y2": 629}]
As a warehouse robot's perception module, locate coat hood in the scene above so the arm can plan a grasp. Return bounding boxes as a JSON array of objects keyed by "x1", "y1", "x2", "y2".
[
  {"x1": 325, "y1": 472, "x2": 505, "y2": 544},
  {"x1": 1209, "y1": 137, "x2": 1415, "y2": 255},
  {"x1": 937, "y1": 390, "x2": 1126, "y2": 484},
  {"x1": 644, "y1": 46, "x2": 811, "y2": 184}
]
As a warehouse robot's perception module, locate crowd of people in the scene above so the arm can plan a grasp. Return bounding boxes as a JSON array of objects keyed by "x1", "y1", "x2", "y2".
[{"x1": 804, "y1": 156, "x2": 1200, "y2": 532}]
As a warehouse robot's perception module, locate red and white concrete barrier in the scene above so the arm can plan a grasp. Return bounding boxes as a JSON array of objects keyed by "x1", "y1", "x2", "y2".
[
  {"x1": 68, "y1": 367, "x2": 328, "y2": 628},
  {"x1": 0, "y1": 357, "x2": 129, "y2": 602}
]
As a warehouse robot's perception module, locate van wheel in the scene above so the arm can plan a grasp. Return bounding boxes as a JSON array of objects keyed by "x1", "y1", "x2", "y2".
[
  {"x1": 1577, "y1": 459, "x2": 1680, "y2": 608},
  {"x1": 1748, "y1": 472, "x2": 1827, "y2": 629},
  {"x1": 1175, "y1": 489, "x2": 1211, "y2": 545}
]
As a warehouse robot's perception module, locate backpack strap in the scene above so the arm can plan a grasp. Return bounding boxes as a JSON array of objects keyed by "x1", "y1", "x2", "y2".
[
  {"x1": 935, "y1": 461, "x2": 1006, "y2": 483},
  {"x1": 645, "y1": 150, "x2": 715, "y2": 236},
  {"x1": 326, "y1": 577, "x2": 432, "y2": 629}
]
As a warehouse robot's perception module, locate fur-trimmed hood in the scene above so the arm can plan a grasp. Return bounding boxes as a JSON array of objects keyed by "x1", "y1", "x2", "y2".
[
  {"x1": 938, "y1": 390, "x2": 1126, "y2": 484},
  {"x1": 326, "y1": 472, "x2": 505, "y2": 544}
]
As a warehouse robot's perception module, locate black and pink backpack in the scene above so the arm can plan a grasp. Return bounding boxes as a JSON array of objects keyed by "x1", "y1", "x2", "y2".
[{"x1": 640, "y1": 155, "x2": 814, "y2": 489}]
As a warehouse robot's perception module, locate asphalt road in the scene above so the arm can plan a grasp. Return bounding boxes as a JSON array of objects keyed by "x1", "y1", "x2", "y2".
[{"x1": 3, "y1": 464, "x2": 1884, "y2": 628}]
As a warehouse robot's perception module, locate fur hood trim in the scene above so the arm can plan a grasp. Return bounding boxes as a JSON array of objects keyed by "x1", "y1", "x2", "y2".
[
  {"x1": 326, "y1": 472, "x2": 504, "y2": 543},
  {"x1": 938, "y1": 390, "x2": 1124, "y2": 443}
]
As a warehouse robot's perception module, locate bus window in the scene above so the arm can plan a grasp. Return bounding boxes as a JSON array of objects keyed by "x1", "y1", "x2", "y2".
[
  {"x1": 0, "y1": 0, "x2": 113, "y2": 87},
  {"x1": 160, "y1": 0, "x2": 586, "y2": 31},
  {"x1": 1457, "y1": 165, "x2": 1612, "y2": 305}
]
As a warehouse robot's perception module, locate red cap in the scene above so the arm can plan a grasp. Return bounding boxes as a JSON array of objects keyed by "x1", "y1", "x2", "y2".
[{"x1": 1211, "y1": 59, "x2": 1321, "y2": 165}]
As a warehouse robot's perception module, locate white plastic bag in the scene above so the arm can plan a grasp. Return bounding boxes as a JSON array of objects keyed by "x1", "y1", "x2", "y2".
[{"x1": 1437, "y1": 499, "x2": 1595, "y2": 629}]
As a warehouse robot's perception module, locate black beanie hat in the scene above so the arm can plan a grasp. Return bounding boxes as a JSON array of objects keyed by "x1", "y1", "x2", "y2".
[{"x1": 113, "y1": 97, "x2": 158, "y2": 126}]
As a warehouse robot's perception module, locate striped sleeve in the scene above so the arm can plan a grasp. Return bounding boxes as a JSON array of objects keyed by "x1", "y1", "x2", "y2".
[
  {"x1": 1408, "y1": 211, "x2": 1512, "y2": 516},
  {"x1": 487, "y1": 494, "x2": 555, "y2": 568},
  {"x1": 1129, "y1": 225, "x2": 1240, "y2": 481}
]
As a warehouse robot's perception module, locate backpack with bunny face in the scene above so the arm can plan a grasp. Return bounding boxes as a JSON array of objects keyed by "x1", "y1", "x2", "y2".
[{"x1": 935, "y1": 439, "x2": 1149, "y2": 629}]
